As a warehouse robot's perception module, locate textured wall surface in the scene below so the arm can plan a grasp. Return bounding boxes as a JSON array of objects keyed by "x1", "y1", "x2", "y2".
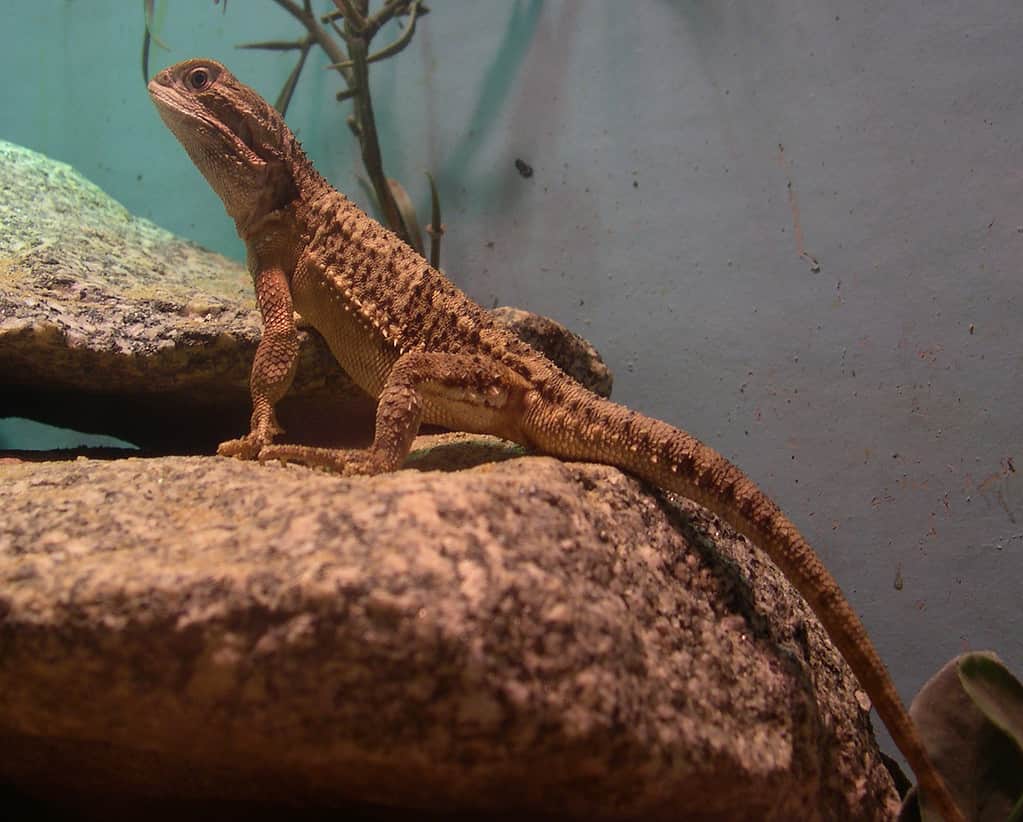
[{"x1": 1, "y1": 0, "x2": 1019, "y2": 761}]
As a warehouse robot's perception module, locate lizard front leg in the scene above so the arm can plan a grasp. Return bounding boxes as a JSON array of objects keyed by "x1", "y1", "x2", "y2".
[
  {"x1": 219, "y1": 266, "x2": 299, "y2": 459},
  {"x1": 259, "y1": 350, "x2": 533, "y2": 475}
]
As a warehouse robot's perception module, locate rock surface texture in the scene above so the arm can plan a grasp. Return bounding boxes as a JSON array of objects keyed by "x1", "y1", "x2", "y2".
[{"x1": 0, "y1": 450, "x2": 899, "y2": 820}]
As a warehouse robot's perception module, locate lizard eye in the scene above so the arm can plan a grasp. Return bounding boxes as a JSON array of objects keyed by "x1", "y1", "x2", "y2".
[{"x1": 186, "y1": 67, "x2": 211, "y2": 91}]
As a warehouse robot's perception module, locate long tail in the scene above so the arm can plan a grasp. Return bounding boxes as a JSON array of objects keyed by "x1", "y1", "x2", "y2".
[{"x1": 524, "y1": 389, "x2": 964, "y2": 821}]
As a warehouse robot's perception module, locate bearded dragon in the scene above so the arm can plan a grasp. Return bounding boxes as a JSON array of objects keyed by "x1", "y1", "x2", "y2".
[{"x1": 149, "y1": 58, "x2": 963, "y2": 821}]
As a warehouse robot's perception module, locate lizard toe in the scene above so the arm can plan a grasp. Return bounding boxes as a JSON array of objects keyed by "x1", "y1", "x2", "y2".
[{"x1": 218, "y1": 435, "x2": 265, "y2": 460}]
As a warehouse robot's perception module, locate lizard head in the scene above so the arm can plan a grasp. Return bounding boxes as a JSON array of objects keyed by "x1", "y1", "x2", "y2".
[{"x1": 148, "y1": 58, "x2": 301, "y2": 230}]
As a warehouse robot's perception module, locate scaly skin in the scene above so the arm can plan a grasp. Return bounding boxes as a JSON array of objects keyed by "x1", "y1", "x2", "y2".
[{"x1": 149, "y1": 59, "x2": 964, "y2": 821}]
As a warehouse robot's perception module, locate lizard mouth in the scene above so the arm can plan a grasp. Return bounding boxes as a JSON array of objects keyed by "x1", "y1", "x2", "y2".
[{"x1": 148, "y1": 83, "x2": 267, "y2": 172}]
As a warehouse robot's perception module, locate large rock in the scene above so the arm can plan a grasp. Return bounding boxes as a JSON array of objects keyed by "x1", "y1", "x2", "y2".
[
  {"x1": 0, "y1": 139, "x2": 609, "y2": 454},
  {"x1": 0, "y1": 138, "x2": 898, "y2": 819},
  {"x1": 0, "y1": 445, "x2": 899, "y2": 820}
]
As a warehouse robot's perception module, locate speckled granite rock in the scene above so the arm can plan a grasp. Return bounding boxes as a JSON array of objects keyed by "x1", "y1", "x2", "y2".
[
  {"x1": 491, "y1": 306, "x2": 612, "y2": 398},
  {"x1": 0, "y1": 139, "x2": 609, "y2": 454},
  {"x1": 0, "y1": 446, "x2": 899, "y2": 820}
]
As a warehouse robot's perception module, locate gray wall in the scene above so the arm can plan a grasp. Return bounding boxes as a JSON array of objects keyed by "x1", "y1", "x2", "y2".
[{"x1": 2, "y1": 1, "x2": 1020, "y2": 757}]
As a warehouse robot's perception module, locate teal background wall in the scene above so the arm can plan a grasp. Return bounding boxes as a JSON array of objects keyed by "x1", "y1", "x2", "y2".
[{"x1": 1, "y1": 0, "x2": 1021, "y2": 762}]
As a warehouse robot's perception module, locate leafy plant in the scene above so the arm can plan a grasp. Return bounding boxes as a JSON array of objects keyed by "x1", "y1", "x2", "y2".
[
  {"x1": 142, "y1": 0, "x2": 444, "y2": 264},
  {"x1": 898, "y1": 652, "x2": 1023, "y2": 822}
]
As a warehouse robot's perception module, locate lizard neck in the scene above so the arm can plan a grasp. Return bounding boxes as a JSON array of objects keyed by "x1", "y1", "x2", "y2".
[
  {"x1": 231, "y1": 133, "x2": 331, "y2": 240},
  {"x1": 241, "y1": 207, "x2": 305, "y2": 279},
  {"x1": 288, "y1": 143, "x2": 334, "y2": 211}
]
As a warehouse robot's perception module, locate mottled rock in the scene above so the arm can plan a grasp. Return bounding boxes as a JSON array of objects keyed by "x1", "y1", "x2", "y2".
[
  {"x1": 491, "y1": 306, "x2": 612, "y2": 397},
  {"x1": 0, "y1": 446, "x2": 899, "y2": 820},
  {"x1": 0, "y1": 140, "x2": 609, "y2": 453}
]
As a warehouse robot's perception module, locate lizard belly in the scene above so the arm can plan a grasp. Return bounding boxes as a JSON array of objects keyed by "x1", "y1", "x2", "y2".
[
  {"x1": 291, "y1": 258, "x2": 526, "y2": 443},
  {"x1": 420, "y1": 397, "x2": 519, "y2": 441},
  {"x1": 291, "y1": 271, "x2": 399, "y2": 400},
  {"x1": 419, "y1": 378, "x2": 530, "y2": 444}
]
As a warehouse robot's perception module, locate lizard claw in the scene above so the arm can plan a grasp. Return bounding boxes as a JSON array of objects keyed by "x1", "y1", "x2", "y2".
[
  {"x1": 217, "y1": 434, "x2": 269, "y2": 460},
  {"x1": 253, "y1": 445, "x2": 390, "y2": 476},
  {"x1": 255, "y1": 444, "x2": 293, "y2": 465},
  {"x1": 337, "y1": 452, "x2": 389, "y2": 476}
]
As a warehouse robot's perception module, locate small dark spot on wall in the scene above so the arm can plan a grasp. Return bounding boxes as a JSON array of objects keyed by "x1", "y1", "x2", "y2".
[{"x1": 514, "y1": 158, "x2": 533, "y2": 179}]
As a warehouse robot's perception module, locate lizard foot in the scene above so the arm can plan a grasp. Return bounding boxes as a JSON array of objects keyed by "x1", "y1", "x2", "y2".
[
  {"x1": 218, "y1": 434, "x2": 272, "y2": 460},
  {"x1": 258, "y1": 444, "x2": 391, "y2": 476}
]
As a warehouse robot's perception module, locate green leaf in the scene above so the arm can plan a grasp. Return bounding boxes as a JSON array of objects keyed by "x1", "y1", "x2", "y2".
[
  {"x1": 142, "y1": 27, "x2": 151, "y2": 84},
  {"x1": 425, "y1": 171, "x2": 444, "y2": 268},
  {"x1": 355, "y1": 176, "x2": 380, "y2": 215},
  {"x1": 273, "y1": 41, "x2": 312, "y2": 117},
  {"x1": 387, "y1": 178, "x2": 424, "y2": 254},
  {"x1": 958, "y1": 653, "x2": 1023, "y2": 753},
  {"x1": 1009, "y1": 791, "x2": 1023, "y2": 822},
  {"x1": 237, "y1": 40, "x2": 306, "y2": 51},
  {"x1": 141, "y1": 0, "x2": 169, "y2": 84},
  {"x1": 909, "y1": 652, "x2": 1023, "y2": 821}
]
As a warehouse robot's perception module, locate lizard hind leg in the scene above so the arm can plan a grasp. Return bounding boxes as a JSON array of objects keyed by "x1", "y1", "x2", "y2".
[{"x1": 257, "y1": 350, "x2": 534, "y2": 476}]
